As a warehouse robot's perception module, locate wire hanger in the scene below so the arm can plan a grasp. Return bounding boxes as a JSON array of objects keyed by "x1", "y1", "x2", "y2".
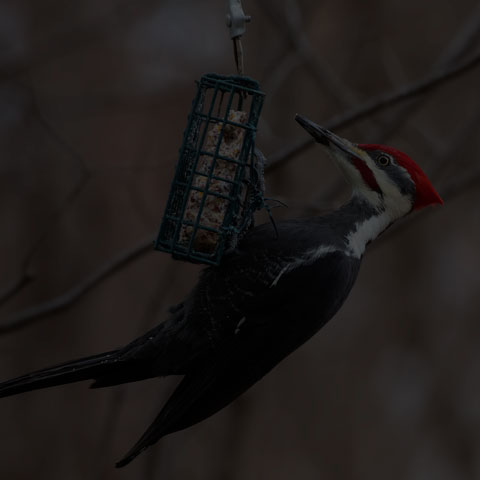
[{"x1": 226, "y1": 0, "x2": 251, "y2": 75}]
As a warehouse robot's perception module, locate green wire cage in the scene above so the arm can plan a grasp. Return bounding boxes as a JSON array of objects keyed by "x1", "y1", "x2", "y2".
[{"x1": 155, "y1": 73, "x2": 265, "y2": 265}]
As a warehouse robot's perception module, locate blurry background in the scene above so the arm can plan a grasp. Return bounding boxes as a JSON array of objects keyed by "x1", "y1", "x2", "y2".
[{"x1": 1, "y1": 0, "x2": 480, "y2": 478}]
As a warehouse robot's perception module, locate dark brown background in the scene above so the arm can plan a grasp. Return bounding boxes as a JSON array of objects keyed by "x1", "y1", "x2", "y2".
[{"x1": 1, "y1": 0, "x2": 480, "y2": 478}]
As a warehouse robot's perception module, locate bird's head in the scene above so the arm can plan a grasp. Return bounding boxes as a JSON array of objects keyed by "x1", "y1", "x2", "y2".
[{"x1": 295, "y1": 114, "x2": 443, "y2": 220}]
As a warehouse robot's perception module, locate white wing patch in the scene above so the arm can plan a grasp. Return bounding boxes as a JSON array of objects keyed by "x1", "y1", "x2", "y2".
[
  {"x1": 234, "y1": 316, "x2": 246, "y2": 334},
  {"x1": 270, "y1": 266, "x2": 289, "y2": 288},
  {"x1": 269, "y1": 245, "x2": 339, "y2": 288}
]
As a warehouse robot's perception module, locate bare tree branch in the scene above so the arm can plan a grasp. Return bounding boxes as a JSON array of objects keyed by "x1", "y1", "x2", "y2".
[
  {"x1": 5, "y1": 42, "x2": 480, "y2": 333},
  {"x1": 0, "y1": 237, "x2": 153, "y2": 334},
  {"x1": 0, "y1": 89, "x2": 90, "y2": 308},
  {"x1": 282, "y1": 0, "x2": 359, "y2": 108},
  {"x1": 0, "y1": 275, "x2": 35, "y2": 306},
  {"x1": 93, "y1": 261, "x2": 179, "y2": 479},
  {"x1": 266, "y1": 48, "x2": 480, "y2": 172},
  {"x1": 3, "y1": 2, "x2": 479, "y2": 340},
  {"x1": 375, "y1": 111, "x2": 480, "y2": 245},
  {"x1": 93, "y1": 388, "x2": 127, "y2": 480},
  {"x1": 258, "y1": 0, "x2": 359, "y2": 109},
  {"x1": 438, "y1": 3, "x2": 480, "y2": 65},
  {"x1": 290, "y1": 7, "x2": 480, "y2": 209},
  {"x1": 5, "y1": 133, "x2": 478, "y2": 337},
  {"x1": 371, "y1": 1, "x2": 480, "y2": 145},
  {"x1": 431, "y1": 110, "x2": 480, "y2": 185},
  {"x1": 0, "y1": 0, "x2": 159, "y2": 83}
]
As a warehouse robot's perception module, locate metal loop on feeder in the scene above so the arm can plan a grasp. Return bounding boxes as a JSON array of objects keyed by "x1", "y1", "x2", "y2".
[{"x1": 155, "y1": 73, "x2": 265, "y2": 266}]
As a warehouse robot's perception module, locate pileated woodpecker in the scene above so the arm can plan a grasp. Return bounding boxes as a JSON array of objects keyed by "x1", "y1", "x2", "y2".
[{"x1": 0, "y1": 115, "x2": 443, "y2": 467}]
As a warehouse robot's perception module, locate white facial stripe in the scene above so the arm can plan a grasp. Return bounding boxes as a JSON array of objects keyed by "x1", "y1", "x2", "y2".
[
  {"x1": 346, "y1": 212, "x2": 391, "y2": 258},
  {"x1": 344, "y1": 156, "x2": 414, "y2": 258},
  {"x1": 317, "y1": 141, "x2": 415, "y2": 259},
  {"x1": 364, "y1": 156, "x2": 413, "y2": 219}
]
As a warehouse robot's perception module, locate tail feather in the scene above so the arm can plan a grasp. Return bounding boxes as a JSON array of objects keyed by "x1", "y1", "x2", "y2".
[
  {"x1": 0, "y1": 350, "x2": 119, "y2": 398},
  {"x1": 90, "y1": 369, "x2": 154, "y2": 389},
  {"x1": 116, "y1": 366, "x2": 219, "y2": 468}
]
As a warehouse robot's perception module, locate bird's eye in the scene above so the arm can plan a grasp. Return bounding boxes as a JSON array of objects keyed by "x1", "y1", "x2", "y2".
[{"x1": 377, "y1": 154, "x2": 391, "y2": 167}]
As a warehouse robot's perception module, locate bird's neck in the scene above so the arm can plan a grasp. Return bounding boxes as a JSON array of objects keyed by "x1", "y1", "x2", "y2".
[{"x1": 333, "y1": 194, "x2": 401, "y2": 258}]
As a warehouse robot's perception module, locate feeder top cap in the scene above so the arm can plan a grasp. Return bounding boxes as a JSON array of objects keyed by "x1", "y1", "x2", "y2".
[
  {"x1": 200, "y1": 73, "x2": 264, "y2": 94},
  {"x1": 226, "y1": 0, "x2": 251, "y2": 39}
]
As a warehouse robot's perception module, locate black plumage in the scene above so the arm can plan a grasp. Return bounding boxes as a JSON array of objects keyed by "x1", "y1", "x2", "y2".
[
  {"x1": 0, "y1": 117, "x2": 443, "y2": 467},
  {"x1": 0, "y1": 210, "x2": 361, "y2": 467}
]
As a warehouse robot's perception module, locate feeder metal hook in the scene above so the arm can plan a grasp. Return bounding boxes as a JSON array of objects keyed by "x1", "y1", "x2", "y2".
[{"x1": 226, "y1": 0, "x2": 251, "y2": 75}]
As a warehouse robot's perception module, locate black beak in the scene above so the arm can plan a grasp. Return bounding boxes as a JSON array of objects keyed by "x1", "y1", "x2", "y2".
[{"x1": 295, "y1": 114, "x2": 360, "y2": 158}]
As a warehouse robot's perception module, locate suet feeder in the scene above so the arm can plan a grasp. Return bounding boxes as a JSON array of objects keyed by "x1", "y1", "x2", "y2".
[{"x1": 155, "y1": 73, "x2": 265, "y2": 266}]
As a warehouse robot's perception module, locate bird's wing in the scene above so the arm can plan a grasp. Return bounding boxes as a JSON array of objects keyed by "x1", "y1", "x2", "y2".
[
  {"x1": 115, "y1": 251, "x2": 360, "y2": 467},
  {"x1": 116, "y1": 359, "x2": 222, "y2": 468},
  {"x1": 191, "y1": 244, "x2": 358, "y2": 344}
]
